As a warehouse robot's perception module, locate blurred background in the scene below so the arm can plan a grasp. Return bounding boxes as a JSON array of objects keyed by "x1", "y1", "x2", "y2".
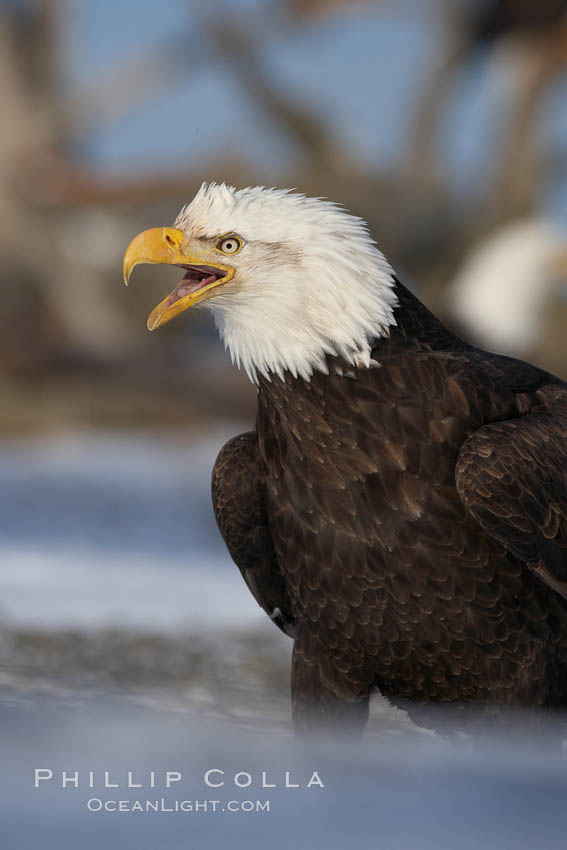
[{"x1": 2, "y1": 2, "x2": 567, "y2": 844}]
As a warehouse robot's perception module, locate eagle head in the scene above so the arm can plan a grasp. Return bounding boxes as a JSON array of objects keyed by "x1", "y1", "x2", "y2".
[{"x1": 123, "y1": 182, "x2": 397, "y2": 382}]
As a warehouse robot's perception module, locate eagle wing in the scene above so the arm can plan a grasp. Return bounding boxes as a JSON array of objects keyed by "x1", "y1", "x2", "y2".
[
  {"x1": 456, "y1": 385, "x2": 567, "y2": 601},
  {"x1": 212, "y1": 432, "x2": 296, "y2": 636}
]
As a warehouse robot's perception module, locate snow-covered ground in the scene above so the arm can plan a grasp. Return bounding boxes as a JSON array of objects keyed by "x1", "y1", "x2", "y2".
[
  {"x1": 2, "y1": 690, "x2": 566, "y2": 850},
  {"x1": 0, "y1": 428, "x2": 263, "y2": 632}
]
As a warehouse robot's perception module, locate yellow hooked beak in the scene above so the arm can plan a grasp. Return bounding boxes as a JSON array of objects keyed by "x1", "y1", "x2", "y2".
[{"x1": 122, "y1": 227, "x2": 235, "y2": 331}]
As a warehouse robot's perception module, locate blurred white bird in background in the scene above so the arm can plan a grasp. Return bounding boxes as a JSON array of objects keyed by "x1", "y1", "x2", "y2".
[{"x1": 449, "y1": 218, "x2": 567, "y2": 359}]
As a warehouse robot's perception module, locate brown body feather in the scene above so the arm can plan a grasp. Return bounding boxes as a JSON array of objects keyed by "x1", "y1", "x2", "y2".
[{"x1": 212, "y1": 281, "x2": 567, "y2": 734}]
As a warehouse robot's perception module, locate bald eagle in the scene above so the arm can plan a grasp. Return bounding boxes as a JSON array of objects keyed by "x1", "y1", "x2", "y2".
[
  {"x1": 123, "y1": 183, "x2": 567, "y2": 735},
  {"x1": 449, "y1": 218, "x2": 567, "y2": 358}
]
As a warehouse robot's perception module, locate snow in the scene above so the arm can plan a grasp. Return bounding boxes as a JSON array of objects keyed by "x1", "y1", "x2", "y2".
[{"x1": 0, "y1": 428, "x2": 262, "y2": 631}]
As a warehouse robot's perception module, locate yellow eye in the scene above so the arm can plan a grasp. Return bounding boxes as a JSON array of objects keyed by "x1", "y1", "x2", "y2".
[{"x1": 216, "y1": 235, "x2": 242, "y2": 255}]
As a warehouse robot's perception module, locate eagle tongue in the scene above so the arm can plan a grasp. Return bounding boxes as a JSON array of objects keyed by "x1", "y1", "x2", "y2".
[{"x1": 165, "y1": 273, "x2": 217, "y2": 308}]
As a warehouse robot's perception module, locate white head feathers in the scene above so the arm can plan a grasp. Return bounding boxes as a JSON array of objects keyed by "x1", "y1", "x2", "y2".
[{"x1": 175, "y1": 182, "x2": 398, "y2": 382}]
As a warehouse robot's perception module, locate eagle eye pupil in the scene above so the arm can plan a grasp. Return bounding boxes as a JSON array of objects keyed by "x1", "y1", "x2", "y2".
[{"x1": 218, "y1": 236, "x2": 241, "y2": 254}]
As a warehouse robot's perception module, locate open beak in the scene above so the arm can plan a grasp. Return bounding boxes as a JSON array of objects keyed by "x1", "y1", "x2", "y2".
[{"x1": 122, "y1": 227, "x2": 234, "y2": 331}]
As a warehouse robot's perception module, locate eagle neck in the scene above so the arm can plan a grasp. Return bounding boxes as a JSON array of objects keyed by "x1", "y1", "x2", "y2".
[
  {"x1": 255, "y1": 282, "x2": 468, "y2": 437},
  {"x1": 385, "y1": 279, "x2": 467, "y2": 353}
]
